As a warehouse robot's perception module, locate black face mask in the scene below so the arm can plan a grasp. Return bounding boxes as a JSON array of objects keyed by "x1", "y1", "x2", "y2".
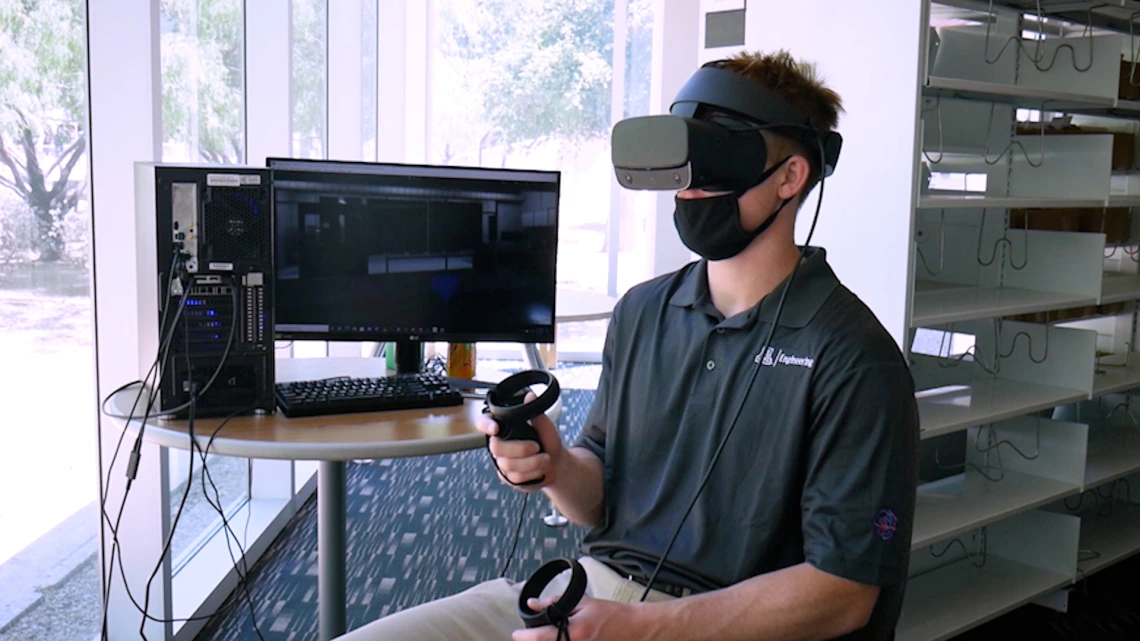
[{"x1": 672, "y1": 157, "x2": 793, "y2": 261}]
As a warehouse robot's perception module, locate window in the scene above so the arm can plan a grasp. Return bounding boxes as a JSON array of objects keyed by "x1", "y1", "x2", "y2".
[
  {"x1": 292, "y1": 0, "x2": 327, "y2": 159},
  {"x1": 160, "y1": 0, "x2": 246, "y2": 164},
  {"x1": 912, "y1": 327, "x2": 978, "y2": 359},
  {"x1": 428, "y1": 0, "x2": 655, "y2": 356},
  {"x1": 0, "y1": 0, "x2": 100, "y2": 638},
  {"x1": 362, "y1": 0, "x2": 378, "y2": 161}
]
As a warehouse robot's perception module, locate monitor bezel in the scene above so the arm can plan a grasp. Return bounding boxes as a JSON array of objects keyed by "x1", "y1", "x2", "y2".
[{"x1": 267, "y1": 157, "x2": 561, "y2": 346}]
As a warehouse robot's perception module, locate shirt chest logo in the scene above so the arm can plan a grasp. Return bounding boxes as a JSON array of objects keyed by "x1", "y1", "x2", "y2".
[{"x1": 755, "y1": 347, "x2": 815, "y2": 369}]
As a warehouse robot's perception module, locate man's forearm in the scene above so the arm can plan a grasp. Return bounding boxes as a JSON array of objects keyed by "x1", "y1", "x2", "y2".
[
  {"x1": 543, "y1": 446, "x2": 604, "y2": 526},
  {"x1": 639, "y1": 562, "x2": 879, "y2": 641}
]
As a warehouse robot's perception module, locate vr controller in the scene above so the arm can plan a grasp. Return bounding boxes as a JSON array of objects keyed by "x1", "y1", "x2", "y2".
[
  {"x1": 518, "y1": 557, "x2": 587, "y2": 630},
  {"x1": 483, "y1": 369, "x2": 561, "y2": 487},
  {"x1": 611, "y1": 62, "x2": 842, "y2": 194}
]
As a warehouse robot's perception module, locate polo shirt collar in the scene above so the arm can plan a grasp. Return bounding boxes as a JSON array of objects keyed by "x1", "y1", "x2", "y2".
[{"x1": 667, "y1": 246, "x2": 838, "y2": 329}]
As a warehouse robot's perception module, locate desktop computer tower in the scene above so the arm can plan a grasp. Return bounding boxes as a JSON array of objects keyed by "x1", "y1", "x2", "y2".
[{"x1": 134, "y1": 164, "x2": 275, "y2": 418}]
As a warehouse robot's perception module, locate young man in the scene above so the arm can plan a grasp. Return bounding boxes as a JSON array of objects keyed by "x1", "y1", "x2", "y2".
[{"x1": 337, "y1": 50, "x2": 919, "y2": 641}]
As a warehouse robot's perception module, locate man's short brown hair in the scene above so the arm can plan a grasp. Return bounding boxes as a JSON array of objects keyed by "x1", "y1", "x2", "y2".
[{"x1": 718, "y1": 50, "x2": 844, "y2": 193}]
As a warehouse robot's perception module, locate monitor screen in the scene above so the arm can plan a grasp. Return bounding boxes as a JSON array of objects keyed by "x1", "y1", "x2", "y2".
[{"x1": 268, "y1": 158, "x2": 560, "y2": 344}]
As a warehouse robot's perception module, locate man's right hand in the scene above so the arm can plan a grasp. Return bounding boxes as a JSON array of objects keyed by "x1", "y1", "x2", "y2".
[{"x1": 475, "y1": 392, "x2": 564, "y2": 491}]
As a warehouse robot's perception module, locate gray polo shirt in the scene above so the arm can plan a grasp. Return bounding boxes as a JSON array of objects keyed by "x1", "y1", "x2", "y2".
[{"x1": 575, "y1": 246, "x2": 919, "y2": 641}]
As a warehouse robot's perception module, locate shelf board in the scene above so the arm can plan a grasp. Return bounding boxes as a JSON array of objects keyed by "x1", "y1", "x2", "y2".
[
  {"x1": 917, "y1": 379, "x2": 1087, "y2": 439},
  {"x1": 1099, "y1": 272, "x2": 1140, "y2": 305},
  {"x1": 913, "y1": 470, "x2": 1079, "y2": 549},
  {"x1": 917, "y1": 194, "x2": 1107, "y2": 210},
  {"x1": 1077, "y1": 501, "x2": 1140, "y2": 578},
  {"x1": 912, "y1": 283, "x2": 1096, "y2": 326},
  {"x1": 897, "y1": 556, "x2": 1072, "y2": 641},
  {"x1": 1084, "y1": 426, "x2": 1140, "y2": 487},
  {"x1": 1092, "y1": 359, "x2": 1140, "y2": 397},
  {"x1": 1106, "y1": 194, "x2": 1140, "y2": 207},
  {"x1": 925, "y1": 75, "x2": 1116, "y2": 111}
]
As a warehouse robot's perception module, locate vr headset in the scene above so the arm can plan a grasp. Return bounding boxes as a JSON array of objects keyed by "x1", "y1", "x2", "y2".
[{"x1": 611, "y1": 61, "x2": 843, "y2": 193}]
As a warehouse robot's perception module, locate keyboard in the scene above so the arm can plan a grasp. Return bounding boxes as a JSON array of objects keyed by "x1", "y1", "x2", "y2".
[{"x1": 275, "y1": 373, "x2": 464, "y2": 418}]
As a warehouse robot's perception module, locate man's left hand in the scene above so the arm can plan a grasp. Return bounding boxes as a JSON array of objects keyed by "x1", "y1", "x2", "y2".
[{"x1": 512, "y1": 596, "x2": 654, "y2": 641}]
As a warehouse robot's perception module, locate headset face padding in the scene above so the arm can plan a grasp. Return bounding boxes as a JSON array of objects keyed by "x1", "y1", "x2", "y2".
[{"x1": 518, "y1": 557, "x2": 587, "y2": 629}]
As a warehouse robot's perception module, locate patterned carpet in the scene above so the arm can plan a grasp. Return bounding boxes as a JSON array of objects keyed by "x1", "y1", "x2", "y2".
[
  {"x1": 194, "y1": 366, "x2": 599, "y2": 641},
  {"x1": 192, "y1": 364, "x2": 1140, "y2": 641}
]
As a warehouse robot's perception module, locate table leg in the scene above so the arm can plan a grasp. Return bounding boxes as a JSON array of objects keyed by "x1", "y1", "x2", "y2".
[
  {"x1": 522, "y1": 344, "x2": 571, "y2": 527},
  {"x1": 319, "y1": 460, "x2": 347, "y2": 640},
  {"x1": 542, "y1": 502, "x2": 570, "y2": 527}
]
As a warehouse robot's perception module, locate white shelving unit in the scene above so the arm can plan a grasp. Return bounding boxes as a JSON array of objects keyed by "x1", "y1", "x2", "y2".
[
  {"x1": 897, "y1": 557, "x2": 1072, "y2": 641},
  {"x1": 898, "y1": 509, "x2": 1079, "y2": 641},
  {"x1": 748, "y1": 2, "x2": 1140, "y2": 639},
  {"x1": 1076, "y1": 500, "x2": 1140, "y2": 577},
  {"x1": 924, "y1": 74, "x2": 1118, "y2": 110},
  {"x1": 917, "y1": 195, "x2": 1108, "y2": 209},
  {"x1": 913, "y1": 470, "x2": 1079, "y2": 547},
  {"x1": 916, "y1": 378, "x2": 1087, "y2": 438},
  {"x1": 1092, "y1": 362, "x2": 1140, "y2": 397},
  {"x1": 916, "y1": 416, "x2": 1087, "y2": 545},
  {"x1": 912, "y1": 285, "x2": 1097, "y2": 326},
  {"x1": 1084, "y1": 425, "x2": 1140, "y2": 487},
  {"x1": 1100, "y1": 271, "x2": 1140, "y2": 304}
]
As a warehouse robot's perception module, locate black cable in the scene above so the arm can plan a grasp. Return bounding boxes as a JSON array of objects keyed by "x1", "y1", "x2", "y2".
[
  {"x1": 194, "y1": 404, "x2": 268, "y2": 641},
  {"x1": 157, "y1": 277, "x2": 241, "y2": 416},
  {"x1": 103, "y1": 409, "x2": 259, "y2": 627},
  {"x1": 101, "y1": 255, "x2": 188, "y2": 639},
  {"x1": 182, "y1": 280, "x2": 265, "y2": 639},
  {"x1": 499, "y1": 492, "x2": 531, "y2": 579},
  {"x1": 139, "y1": 299, "x2": 204, "y2": 638},
  {"x1": 637, "y1": 134, "x2": 829, "y2": 602},
  {"x1": 100, "y1": 273, "x2": 259, "y2": 634}
]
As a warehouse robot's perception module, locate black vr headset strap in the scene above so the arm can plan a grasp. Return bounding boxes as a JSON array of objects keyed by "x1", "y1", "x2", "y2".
[
  {"x1": 671, "y1": 63, "x2": 842, "y2": 177},
  {"x1": 671, "y1": 64, "x2": 815, "y2": 131}
]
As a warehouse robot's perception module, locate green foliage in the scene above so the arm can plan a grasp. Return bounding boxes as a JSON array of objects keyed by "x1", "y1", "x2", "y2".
[
  {"x1": 160, "y1": 0, "x2": 245, "y2": 163},
  {"x1": 0, "y1": 0, "x2": 87, "y2": 262},
  {"x1": 435, "y1": 0, "x2": 654, "y2": 162},
  {"x1": 441, "y1": 0, "x2": 614, "y2": 146},
  {"x1": 291, "y1": 0, "x2": 326, "y2": 158}
]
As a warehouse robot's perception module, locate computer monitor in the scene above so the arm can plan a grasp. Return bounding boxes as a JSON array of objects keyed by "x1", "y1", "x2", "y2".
[{"x1": 267, "y1": 158, "x2": 560, "y2": 372}]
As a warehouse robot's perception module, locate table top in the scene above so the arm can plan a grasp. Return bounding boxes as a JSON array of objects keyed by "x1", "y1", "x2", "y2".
[
  {"x1": 106, "y1": 357, "x2": 560, "y2": 462},
  {"x1": 556, "y1": 287, "x2": 619, "y2": 323}
]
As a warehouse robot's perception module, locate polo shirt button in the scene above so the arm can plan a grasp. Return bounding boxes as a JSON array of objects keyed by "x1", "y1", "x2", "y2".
[
  {"x1": 706, "y1": 360, "x2": 715, "y2": 371},
  {"x1": 716, "y1": 328, "x2": 725, "y2": 334}
]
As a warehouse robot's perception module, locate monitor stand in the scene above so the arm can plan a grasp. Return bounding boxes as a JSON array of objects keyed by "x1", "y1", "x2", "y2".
[{"x1": 393, "y1": 340, "x2": 422, "y2": 375}]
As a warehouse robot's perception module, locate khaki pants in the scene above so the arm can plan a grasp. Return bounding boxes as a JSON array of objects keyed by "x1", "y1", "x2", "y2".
[{"x1": 334, "y1": 556, "x2": 678, "y2": 641}]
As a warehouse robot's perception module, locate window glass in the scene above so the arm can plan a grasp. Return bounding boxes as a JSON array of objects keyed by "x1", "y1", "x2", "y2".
[
  {"x1": 430, "y1": 0, "x2": 654, "y2": 355},
  {"x1": 292, "y1": 0, "x2": 328, "y2": 159},
  {"x1": 0, "y1": 1, "x2": 100, "y2": 638}
]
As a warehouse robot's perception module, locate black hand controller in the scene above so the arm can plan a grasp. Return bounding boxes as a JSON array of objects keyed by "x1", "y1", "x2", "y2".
[
  {"x1": 483, "y1": 370, "x2": 560, "y2": 486},
  {"x1": 518, "y1": 557, "x2": 587, "y2": 631}
]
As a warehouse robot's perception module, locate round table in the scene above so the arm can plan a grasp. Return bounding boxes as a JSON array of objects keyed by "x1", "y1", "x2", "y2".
[
  {"x1": 556, "y1": 286, "x2": 620, "y2": 323},
  {"x1": 107, "y1": 357, "x2": 559, "y2": 641}
]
